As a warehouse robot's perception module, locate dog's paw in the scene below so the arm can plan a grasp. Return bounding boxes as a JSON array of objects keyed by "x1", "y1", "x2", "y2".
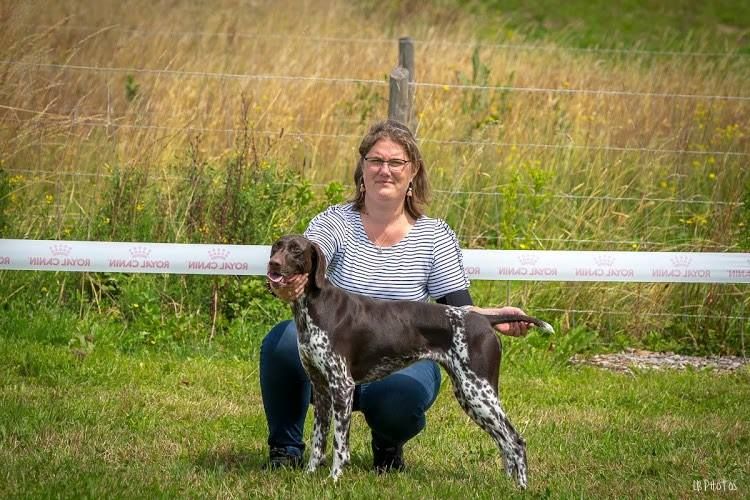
[
  {"x1": 329, "y1": 467, "x2": 343, "y2": 482},
  {"x1": 503, "y1": 453, "x2": 528, "y2": 489},
  {"x1": 306, "y1": 457, "x2": 324, "y2": 474}
]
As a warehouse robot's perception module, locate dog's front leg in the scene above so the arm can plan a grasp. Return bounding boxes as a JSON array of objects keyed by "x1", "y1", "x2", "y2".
[
  {"x1": 329, "y1": 378, "x2": 355, "y2": 481},
  {"x1": 307, "y1": 385, "x2": 331, "y2": 473}
]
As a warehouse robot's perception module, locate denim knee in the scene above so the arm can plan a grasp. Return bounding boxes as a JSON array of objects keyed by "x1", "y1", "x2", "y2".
[
  {"x1": 359, "y1": 360, "x2": 442, "y2": 446},
  {"x1": 260, "y1": 320, "x2": 304, "y2": 376}
]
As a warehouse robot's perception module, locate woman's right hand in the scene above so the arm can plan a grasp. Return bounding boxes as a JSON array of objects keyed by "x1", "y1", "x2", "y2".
[{"x1": 268, "y1": 274, "x2": 308, "y2": 302}]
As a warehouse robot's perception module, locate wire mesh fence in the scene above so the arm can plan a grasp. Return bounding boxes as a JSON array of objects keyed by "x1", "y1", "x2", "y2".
[{"x1": 1, "y1": 21, "x2": 748, "y2": 353}]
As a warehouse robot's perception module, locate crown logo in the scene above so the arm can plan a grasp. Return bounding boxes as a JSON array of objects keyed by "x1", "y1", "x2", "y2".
[
  {"x1": 208, "y1": 248, "x2": 230, "y2": 260},
  {"x1": 671, "y1": 256, "x2": 691, "y2": 267},
  {"x1": 129, "y1": 246, "x2": 151, "y2": 258},
  {"x1": 594, "y1": 255, "x2": 615, "y2": 267},
  {"x1": 517, "y1": 255, "x2": 538, "y2": 266},
  {"x1": 49, "y1": 244, "x2": 72, "y2": 256}
]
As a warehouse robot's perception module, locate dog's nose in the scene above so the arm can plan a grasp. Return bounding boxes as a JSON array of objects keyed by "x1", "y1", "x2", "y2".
[
  {"x1": 268, "y1": 253, "x2": 283, "y2": 269},
  {"x1": 268, "y1": 254, "x2": 282, "y2": 267}
]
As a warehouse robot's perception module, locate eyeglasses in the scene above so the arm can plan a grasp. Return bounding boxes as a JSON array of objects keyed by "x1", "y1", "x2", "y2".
[{"x1": 363, "y1": 156, "x2": 410, "y2": 171}]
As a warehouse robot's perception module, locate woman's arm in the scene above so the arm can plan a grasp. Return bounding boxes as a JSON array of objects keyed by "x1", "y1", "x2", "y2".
[
  {"x1": 436, "y1": 289, "x2": 530, "y2": 337},
  {"x1": 435, "y1": 289, "x2": 473, "y2": 307}
]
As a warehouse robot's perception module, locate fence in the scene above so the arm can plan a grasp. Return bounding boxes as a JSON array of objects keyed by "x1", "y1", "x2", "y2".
[{"x1": 1, "y1": 27, "x2": 749, "y2": 353}]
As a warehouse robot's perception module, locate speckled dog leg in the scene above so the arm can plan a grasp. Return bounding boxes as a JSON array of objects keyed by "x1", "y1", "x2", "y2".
[
  {"x1": 307, "y1": 387, "x2": 330, "y2": 473},
  {"x1": 330, "y1": 379, "x2": 355, "y2": 481}
]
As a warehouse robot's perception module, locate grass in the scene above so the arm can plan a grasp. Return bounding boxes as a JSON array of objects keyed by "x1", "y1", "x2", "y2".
[
  {"x1": 1, "y1": 330, "x2": 748, "y2": 498},
  {"x1": 466, "y1": 0, "x2": 750, "y2": 52},
  {"x1": 0, "y1": 0, "x2": 748, "y2": 361}
]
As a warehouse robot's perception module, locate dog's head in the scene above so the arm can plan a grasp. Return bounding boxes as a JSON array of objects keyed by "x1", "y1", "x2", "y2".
[{"x1": 267, "y1": 235, "x2": 327, "y2": 291}]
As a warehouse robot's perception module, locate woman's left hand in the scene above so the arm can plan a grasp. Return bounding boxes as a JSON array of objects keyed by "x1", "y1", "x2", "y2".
[{"x1": 471, "y1": 306, "x2": 531, "y2": 337}]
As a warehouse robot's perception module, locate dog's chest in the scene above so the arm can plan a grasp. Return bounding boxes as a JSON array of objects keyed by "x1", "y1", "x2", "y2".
[{"x1": 293, "y1": 302, "x2": 349, "y2": 383}]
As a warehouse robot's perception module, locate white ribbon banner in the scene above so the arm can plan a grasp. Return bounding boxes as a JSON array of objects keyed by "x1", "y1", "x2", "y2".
[{"x1": 1, "y1": 239, "x2": 749, "y2": 283}]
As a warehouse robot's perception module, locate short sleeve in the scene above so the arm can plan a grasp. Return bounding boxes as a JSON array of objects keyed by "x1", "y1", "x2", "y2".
[
  {"x1": 427, "y1": 220, "x2": 470, "y2": 299},
  {"x1": 303, "y1": 205, "x2": 347, "y2": 265}
]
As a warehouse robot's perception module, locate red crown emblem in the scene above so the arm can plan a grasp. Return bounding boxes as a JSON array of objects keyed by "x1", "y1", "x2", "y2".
[
  {"x1": 49, "y1": 244, "x2": 72, "y2": 256},
  {"x1": 208, "y1": 248, "x2": 230, "y2": 260},
  {"x1": 670, "y1": 256, "x2": 691, "y2": 267},
  {"x1": 594, "y1": 255, "x2": 615, "y2": 267},
  {"x1": 517, "y1": 255, "x2": 538, "y2": 266},
  {"x1": 129, "y1": 246, "x2": 151, "y2": 258}
]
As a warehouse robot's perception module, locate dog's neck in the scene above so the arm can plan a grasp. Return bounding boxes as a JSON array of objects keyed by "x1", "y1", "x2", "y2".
[{"x1": 291, "y1": 278, "x2": 328, "y2": 309}]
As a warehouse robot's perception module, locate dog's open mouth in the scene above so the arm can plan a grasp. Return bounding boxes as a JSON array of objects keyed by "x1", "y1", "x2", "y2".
[{"x1": 267, "y1": 271, "x2": 287, "y2": 284}]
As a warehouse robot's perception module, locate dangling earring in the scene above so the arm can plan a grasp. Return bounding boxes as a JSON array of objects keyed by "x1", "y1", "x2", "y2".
[
  {"x1": 406, "y1": 181, "x2": 413, "y2": 197},
  {"x1": 360, "y1": 181, "x2": 366, "y2": 193}
]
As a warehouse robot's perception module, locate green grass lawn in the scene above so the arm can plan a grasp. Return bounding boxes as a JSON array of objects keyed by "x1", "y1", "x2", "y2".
[
  {"x1": 467, "y1": 0, "x2": 750, "y2": 52},
  {"x1": 1, "y1": 333, "x2": 747, "y2": 499}
]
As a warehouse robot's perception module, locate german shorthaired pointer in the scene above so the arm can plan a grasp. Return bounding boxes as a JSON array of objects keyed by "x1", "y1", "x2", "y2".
[{"x1": 267, "y1": 235, "x2": 553, "y2": 488}]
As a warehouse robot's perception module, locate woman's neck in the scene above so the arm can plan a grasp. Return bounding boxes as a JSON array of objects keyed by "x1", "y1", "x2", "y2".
[{"x1": 362, "y1": 199, "x2": 408, "y2": 226}]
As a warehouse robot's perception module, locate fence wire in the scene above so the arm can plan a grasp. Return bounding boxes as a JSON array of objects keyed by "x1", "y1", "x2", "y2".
[
  {"x1": 19, "y1": 23, "x2": 750, "y2": 59},
  {"x1": 2, "y1": 111, "x2": 748, "y2": 159},
  {"x1": 3, "y1": 59, "x2": 749, "y2": 101}
]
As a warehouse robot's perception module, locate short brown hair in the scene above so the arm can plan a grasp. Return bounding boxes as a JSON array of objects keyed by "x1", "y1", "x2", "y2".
[{"x1": 350, "y1": 120, "x2": 430, "y2": 219}]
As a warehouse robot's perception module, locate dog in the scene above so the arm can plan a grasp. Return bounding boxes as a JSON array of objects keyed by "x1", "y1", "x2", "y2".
[{"x1": 267, "y1": 235, "x2": 554, "y2": 488}]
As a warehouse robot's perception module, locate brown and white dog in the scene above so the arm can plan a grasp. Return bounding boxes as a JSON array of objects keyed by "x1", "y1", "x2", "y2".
[{"x1": 267, "y1": 234, "x2": 554, "y2": 487}]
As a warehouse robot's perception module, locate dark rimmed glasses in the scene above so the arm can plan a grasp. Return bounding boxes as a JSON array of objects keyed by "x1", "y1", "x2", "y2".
[{"x1": 363, "y1": 156, "x2": 411, "y2": 172}]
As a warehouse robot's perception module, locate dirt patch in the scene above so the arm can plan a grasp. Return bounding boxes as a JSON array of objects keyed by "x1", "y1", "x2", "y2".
[{"x1": 570, "y1": 349, "x2": 748, "y2": 373}]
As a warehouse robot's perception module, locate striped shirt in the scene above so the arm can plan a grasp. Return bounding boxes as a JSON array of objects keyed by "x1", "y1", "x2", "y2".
[{"x1": 304, "y1": 203, "x2": 469, "y2": 302}]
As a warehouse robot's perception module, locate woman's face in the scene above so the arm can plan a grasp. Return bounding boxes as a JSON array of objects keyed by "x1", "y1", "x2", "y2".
[{"x1": 361, "y1": 138, "x2": 416, "y2": 206}]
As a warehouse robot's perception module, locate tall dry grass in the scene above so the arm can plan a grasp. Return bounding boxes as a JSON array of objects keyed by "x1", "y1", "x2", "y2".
[{"x1": 1, "y1": 0, "x2": 749, "y2": 351}]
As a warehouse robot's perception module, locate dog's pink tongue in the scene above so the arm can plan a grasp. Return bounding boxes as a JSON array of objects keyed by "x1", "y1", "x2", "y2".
[{"x1": 267, "y1": 272, "x2": 284, "y2": 284}]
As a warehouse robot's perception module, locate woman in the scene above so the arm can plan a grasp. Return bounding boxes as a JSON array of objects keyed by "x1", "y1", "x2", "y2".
[{"x1": 261, "y1": 120, "x2": 529, "y2": 471}]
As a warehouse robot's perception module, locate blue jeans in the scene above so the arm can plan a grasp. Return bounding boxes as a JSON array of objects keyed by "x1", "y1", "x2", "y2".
[{"x1": 260, "y1": 319, "x2": 442, "y2": 457}]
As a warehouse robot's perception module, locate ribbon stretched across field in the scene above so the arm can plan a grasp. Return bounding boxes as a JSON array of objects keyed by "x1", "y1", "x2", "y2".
[
  {"x1": 1, "y1": 239, "x2": 749, "y2": 283},
  {"x1": 462, "y1": 249, "x2": 750, "y2": 283},
  {"x1": 0, "y1": 239, "x2": 270, "y2": 276}
]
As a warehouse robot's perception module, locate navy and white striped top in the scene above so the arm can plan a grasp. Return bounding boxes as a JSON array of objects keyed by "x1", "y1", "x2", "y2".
[{"x1": 304, "y1": 203, "x2": 469, "y2": 302}]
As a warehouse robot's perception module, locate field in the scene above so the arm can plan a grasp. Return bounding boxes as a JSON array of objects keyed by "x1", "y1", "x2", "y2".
[
  {"x1": 1, "y1": 0, "x2": 749, "y2": 497},
  {"x1": 1, "y1": 314, "x2": 748, "y2": 498},
  {"x1": 2, "y1": 0, "x2": 749, "y2": 351}
]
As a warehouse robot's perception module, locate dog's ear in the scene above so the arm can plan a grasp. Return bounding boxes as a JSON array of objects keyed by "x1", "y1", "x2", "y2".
[{"x1": 309, "y1": 241, "x2": 327, "y2": 290}]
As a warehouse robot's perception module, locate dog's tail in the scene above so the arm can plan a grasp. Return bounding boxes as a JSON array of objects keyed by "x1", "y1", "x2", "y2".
[{"x1": 482, "y1": 314, "x2": 555, "y2": 334}]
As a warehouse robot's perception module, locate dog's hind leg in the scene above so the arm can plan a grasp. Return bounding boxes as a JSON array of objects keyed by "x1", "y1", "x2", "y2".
[
  {"x1": 307, "y1": 385, "x2": 331, "y2": 473},
  {"x1": 329, "y1": 377, "x2": 355, "y2": 481},
  {"x1": 443, "y1": 363, "x2": 528, "y2": 489}
]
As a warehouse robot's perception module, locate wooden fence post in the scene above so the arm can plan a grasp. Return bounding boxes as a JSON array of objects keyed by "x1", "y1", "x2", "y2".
[
  {"x1": 388, "y1": 37, "x2": 415, "y2": 130},
  {"x1": 388, "y1": 66, "x2": 410, "y2": 126},
  {"x1": 399, "y1": 37, "x2": 415, "y2": 84}
]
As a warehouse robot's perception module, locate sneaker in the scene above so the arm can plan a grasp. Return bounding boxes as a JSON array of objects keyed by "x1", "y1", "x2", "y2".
[
  {"x1": 267, "y1": 447, "x2": 303, "y2": 470},
  {"x1": 372, "y1": 442, "x2": 405, "y2": 473}
]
